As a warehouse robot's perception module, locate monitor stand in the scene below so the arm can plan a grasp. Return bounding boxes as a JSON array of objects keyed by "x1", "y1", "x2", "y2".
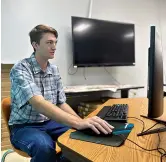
[{"x1": 137, "y1": 115, "x2": 166, "y2": 136}]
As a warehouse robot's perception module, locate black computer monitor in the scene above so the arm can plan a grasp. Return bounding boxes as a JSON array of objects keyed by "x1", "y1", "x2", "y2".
[
  {"x1": 137, "y1": 26, "x2": 166, "y2": 136},
  {"x1": 71, "y1": 16, "x2": 135, "y2": 67}
]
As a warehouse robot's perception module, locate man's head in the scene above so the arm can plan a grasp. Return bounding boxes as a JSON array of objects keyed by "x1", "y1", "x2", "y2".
[{"x1": 29, "y1": 24, "x2": 58, "y2": 60}]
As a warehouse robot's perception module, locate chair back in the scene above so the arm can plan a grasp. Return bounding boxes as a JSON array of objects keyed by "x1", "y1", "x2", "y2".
[
  {"x1": 1, "y1": 97, "x2": 11, "y2": 133},
  {"x1": 1, "y1": 97, "x2": 29, "y2": 157}
]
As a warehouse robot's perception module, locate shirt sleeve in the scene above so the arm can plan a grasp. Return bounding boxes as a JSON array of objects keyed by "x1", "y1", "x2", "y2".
[
  {"x1": 56, "y1": 67, "x2": 66, "y2": 104},
  {"x1": 10, "y1": 62, "x2": 42, "y2": 109}
]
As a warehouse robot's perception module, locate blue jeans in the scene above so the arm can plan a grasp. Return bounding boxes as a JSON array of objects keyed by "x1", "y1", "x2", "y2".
[{"x1": 9, "y1": 120, "x2": 70, "y2": 162}]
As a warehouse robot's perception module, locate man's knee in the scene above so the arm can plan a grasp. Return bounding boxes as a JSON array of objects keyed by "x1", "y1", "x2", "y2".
[
  {"x1": 10, "y1": 127, "x2": 57, "y2": 161},
  {"x1": 28, "y1": 138, "x2": 55, "y2": 156}
]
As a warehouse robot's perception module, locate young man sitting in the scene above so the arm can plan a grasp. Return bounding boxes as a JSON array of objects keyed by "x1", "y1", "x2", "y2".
[{"x1": 9, "y1": 24, "x2": 114, "y2": 162}]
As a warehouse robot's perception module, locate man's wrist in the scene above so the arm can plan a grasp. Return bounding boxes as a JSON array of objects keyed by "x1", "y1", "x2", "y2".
[{"x1": 71, "y1": 118, "x2": 83, "y2": 130}]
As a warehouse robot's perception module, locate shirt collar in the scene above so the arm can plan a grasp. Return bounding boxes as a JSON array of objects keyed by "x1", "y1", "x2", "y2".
[{"x1": 30, "y1": 53, "x2": 53, "y2": 75}]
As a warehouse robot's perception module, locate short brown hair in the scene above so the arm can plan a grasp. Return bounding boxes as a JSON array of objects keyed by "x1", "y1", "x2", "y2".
[{"x1": 29, "y1": 24, "x2": 58, "y2": 48}]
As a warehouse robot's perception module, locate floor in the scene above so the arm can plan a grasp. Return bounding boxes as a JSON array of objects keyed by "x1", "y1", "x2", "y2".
[{"x1": 1, "y1": 150, "x2": 30, "y2": 162}]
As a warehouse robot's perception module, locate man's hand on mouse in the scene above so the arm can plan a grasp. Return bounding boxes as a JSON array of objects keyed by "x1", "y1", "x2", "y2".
[{"x1": 75, "y1": 116, "x2": 114, "y2": 134}]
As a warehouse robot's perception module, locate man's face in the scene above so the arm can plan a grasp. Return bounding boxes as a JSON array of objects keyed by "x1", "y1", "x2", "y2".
[{"x1": 34, "y1": 33, "x2": 57, "y2": 60}]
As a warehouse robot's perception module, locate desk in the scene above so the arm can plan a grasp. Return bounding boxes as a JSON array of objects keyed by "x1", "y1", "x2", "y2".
[{"x1": 58, "y1": 98, "x2": 166, "y2": 162}]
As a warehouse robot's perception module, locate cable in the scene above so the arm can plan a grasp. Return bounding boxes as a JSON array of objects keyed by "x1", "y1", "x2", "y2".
[
  {"x1": 157, "y1": 133, "x2": 166, "y2": 155},
  {"x1": 124, "y1": 117, "x2": 166, "y2": 161},
  {"x1": 103, "y1": 67, "x2": 120, "y2": 85},
  {"x1": 68, "y1": 63, "x2": 78, "y2": 75},
  {"x1": 83, "y1": 68, "x2": 87, "y2": 80},
  {"x1": 119, "y1": 134, "x2": 166, "y2": 162},
  {"x1": 119, "y1": 134, "x2": 163, "y2": 152},
  {"x1": 161, "y1": 153, "x2": 166, "y2": 162},
  {"x1": 127, "y1": 117, "x2": 145, "y2": 132},
  {"x1": 143, "y1": 123, "x2": 160, "y2": 133},
  {"x1": 88, "y1": 0, "x2": 93, "y2": 18},
  {"x1": 128, "y1": 117, "x2": 165, "y2": 134}
]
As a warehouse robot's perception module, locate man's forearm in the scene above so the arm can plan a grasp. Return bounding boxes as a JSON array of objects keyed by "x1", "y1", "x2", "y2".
[
  {"x1": 29, "y1": 95, "x2": 82, "y2": 128},
  {"x1": 59, "y1": 103, "x2": 81, "y2": 119},
  {"x1": 29, "y1": 95, "x2": 114, "y2": 135}
]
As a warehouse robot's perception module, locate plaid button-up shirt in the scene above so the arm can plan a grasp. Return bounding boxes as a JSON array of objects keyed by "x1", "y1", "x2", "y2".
[{"x1": 8, "y1": 53, "x2": 66, "y2": 125}]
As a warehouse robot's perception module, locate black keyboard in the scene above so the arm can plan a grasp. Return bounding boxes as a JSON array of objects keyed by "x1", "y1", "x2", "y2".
[{"x1": 97, "y1": 104, "x2": 128, "y2": 122}]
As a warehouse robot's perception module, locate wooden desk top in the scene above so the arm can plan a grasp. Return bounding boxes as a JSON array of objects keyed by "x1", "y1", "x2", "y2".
[{"x1": 58, "y1": 98, "x2": 166, "y2": 162}]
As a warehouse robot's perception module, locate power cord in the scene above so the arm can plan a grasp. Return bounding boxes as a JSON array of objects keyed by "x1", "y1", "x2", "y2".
[
  {"x1": 127, "y1": 117, "x2": 145, "y2": 132},
  {"x1": 119, "y1": 133, "x2": 165, "y2": 162},
  {"x1": 128, "y1": 117, "x2": 164, "y2": 134},
  {"x1": 83, "y1": 68, "x2": 87, "y2": 80},
  {"x1": 68, "y1": 63, "x2": 87, "y2": 80},
  {"x1": 68, "y1": 63, "x2": 78, "y2": 75},
  {"x1": 121, "y1": 116, "x2": 166, "y2": 162},
  {"x1": 103, "y1": 67, "x2": 120, "y2": 85},
  {"x1": 161, "y1": 153, "x2": 166, "y2": 162},
  {"x1": 157, "y1": 133, "x2": 166, "y2": 155}
]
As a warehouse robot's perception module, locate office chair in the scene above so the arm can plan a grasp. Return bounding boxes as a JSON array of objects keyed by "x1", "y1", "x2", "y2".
[{"x1": 1, "y1": 97, "x2": 61, "y2": 162}]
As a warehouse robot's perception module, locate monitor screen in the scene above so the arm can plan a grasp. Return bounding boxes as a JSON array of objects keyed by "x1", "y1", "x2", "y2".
[{"x1": 71, "y1": 16, "x2": 135, "y2": 67}]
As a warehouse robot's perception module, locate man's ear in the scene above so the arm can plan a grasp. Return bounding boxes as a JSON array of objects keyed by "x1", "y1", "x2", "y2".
[{"x1": 32, "y1": 42, "x2": 39, "y2": 51}]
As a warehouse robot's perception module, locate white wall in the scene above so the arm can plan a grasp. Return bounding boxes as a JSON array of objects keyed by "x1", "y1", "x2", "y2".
[
  {"x1": 88, "y1": 0, "x2": 164, "y2": 97},
  {"x1": 1, "y1": 0, "x2": 90, "y2": 86},
  {"x1": 158, "y1": 0, "x2": 166, "y2": 91},
  {"x1": 159, "y1": 0, "x2": 166, "y2": 84},
  {"x1": 2, "y1": 0, "x2": 165, "y2": 96}
]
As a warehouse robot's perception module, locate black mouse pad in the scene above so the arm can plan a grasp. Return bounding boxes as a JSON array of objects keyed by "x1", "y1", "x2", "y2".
[{"x1": 70, "y1": 122, "x2": 134, "y2": 147}]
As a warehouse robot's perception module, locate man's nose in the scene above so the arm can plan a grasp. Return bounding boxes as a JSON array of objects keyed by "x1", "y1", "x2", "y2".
[{"x1": 52, "y1": 43, "x2": 56, "y2": 50}]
